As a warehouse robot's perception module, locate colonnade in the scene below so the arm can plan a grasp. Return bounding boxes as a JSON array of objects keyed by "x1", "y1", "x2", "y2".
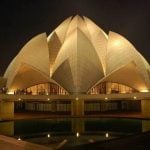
[{"x1": 0, "y1": 99, "x2": 150, "y2": 120}]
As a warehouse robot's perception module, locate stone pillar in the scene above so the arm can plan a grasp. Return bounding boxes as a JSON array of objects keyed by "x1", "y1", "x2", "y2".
[
  {"x1": 71, "y1": 99, "x2": 84, "y2": 116},
  {"x1": 0, "y1": 101, "x2": 14, "y2": 120},
  {"x1": 141, "y1": 100, "x2": 150, "y2": 118}
]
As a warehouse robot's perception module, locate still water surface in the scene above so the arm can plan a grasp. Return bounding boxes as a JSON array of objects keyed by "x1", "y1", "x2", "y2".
[{"x1": 0, "y1": 118, "x2": 150, "y2": 149}]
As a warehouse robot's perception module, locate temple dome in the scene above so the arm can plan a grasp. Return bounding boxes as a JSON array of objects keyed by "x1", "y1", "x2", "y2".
[{"x1": 4, "y1": 15, "x2": 150, "y2": 93}]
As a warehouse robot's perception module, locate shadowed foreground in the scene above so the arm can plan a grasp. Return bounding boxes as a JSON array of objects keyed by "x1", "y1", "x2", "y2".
[
  {"x1": 0, "y1": 129, "x2": 150, "y2": 150},
  {"x1": 61, "y1": 131, "x2": 150, "y2": 150},
  {"x1": 0, "y1": 135, "x2": 51, "y2": 150}
]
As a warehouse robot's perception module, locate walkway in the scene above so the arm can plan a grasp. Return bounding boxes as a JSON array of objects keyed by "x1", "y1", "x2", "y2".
[{"x1": 0, "y1": 135, "x2": 51, "y2": 150}]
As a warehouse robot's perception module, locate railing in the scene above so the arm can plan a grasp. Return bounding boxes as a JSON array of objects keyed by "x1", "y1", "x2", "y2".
[{"x1": 0, "y1": 92, "x2": 150, "y2": 101}]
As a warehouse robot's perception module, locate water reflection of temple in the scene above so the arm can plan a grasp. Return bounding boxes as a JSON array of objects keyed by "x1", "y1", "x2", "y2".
[{"x1": 0, "y1": 119, "x2": 150, "y2": 137}]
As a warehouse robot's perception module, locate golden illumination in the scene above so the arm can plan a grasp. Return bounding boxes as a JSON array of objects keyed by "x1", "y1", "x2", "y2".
[
  {"x1": 18, "y1": 137, "x2": 21, "y2": 141},
  {"x1": 113, "y1": 39, "x2": 122, "y2": 47},
  {"x1": 76, "y1": 97, "x2": 79, "y2": 101},
  {"x1": 140, "y1": 89, "x2": 149, "y2": 93},
  {"x1": 47, "y1": 134, "x2": 51, "y2": 138},
  {"x1": 26, "y1": 83, "x2": 68, "y2": 95},
  {"x1": 105, "y1": 133, "x2": 109, "y2": 138},
  {"x1": 7, "y1": 91, "x2": 14, "y2": 95},
  {"x1": 18, "y1": 98, "x2": 21, "y2": 101},
  {"x1": 3, "y1": 15, "x2": 150, "y2": 93},
  {"x1": 76, "y1": 132, "x2": 80, "y2": 137}
]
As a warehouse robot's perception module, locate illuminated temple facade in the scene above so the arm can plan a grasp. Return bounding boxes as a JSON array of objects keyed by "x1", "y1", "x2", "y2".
[
  {"x1": 4, "y1": 15, "x2": 150, "y2": 95},
  {"x1": 0, "y1": 15, "x2": 150, "y2": 117}
]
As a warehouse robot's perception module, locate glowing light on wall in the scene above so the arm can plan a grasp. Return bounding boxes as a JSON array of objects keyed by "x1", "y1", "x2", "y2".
[
  {"x1": 113, "y1": 39, "x2": 122, "y2": 47},
  {"x1": 7, "y1": 91, "x2": 14, "y2": 95},
  {"x1": 140, "y1": 89, "x2": 149, "y2": 93}
]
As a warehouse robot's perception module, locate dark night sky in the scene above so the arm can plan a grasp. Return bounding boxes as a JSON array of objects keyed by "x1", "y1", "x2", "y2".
[{"x1": 0, "y1": 0, "x2": 150, "y2": 76}]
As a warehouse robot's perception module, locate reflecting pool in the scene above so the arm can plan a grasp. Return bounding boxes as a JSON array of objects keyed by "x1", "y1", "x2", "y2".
[{"x1": 0, "y1": 118, "x2": 150, "y2": 149}]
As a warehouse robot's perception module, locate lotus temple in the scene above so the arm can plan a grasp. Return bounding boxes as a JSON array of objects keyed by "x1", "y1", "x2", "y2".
[{"x1": 0, "y1": 15, "x2": 150, "y2": 119}]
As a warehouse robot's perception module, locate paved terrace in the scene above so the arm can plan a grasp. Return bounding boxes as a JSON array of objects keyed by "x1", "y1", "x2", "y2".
[{"x1": 0, "y1": 135, "x2": 51, "y2": 150}]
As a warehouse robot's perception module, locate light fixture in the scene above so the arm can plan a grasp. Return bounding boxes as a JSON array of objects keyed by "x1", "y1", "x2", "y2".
[
  {"x1": 7, "y1": 91, "x2": 14, "y2": 95},
  {"x1": 47, "y1": 134, "x2": 51, "y2": 138},
  {"x1": 140, "y1": 89, "x2": 149, "y2": 93},
  {"x1": 75, "y1": 97, "x2": 79, "y2": 101},
  {"x1": 105, "y1": 97, "x2": 108, "y2": 100},
  {"x1": 47, "y1": 98, "x2": 50, "y2": 101},
  {"x1": 18, "y1": 98, "x2": 21, "y2": 101},
  {"x1": 76, "y1": 132, "x2": 80, "y2": 137},
  {"x1": 133, "y1": 96, "x2": 137, "y2": 99},
  {"x1": 18, "y1": 137, "x2": 21, "y2": 141},
  {"x1": 105, "y1": 133, "x2": 109, "y2": 138}
]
